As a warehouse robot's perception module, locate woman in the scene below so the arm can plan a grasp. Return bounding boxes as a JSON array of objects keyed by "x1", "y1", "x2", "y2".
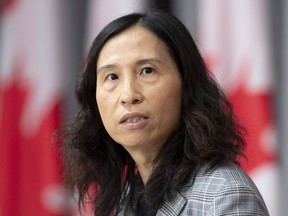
[{"x1": 60, "y1": 11, "x2": 269, "y2": 215}]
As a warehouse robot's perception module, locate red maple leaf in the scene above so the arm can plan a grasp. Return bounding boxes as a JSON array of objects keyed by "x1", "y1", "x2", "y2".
[
  {"x1": 205, "y1": 54, "x2": 276, "y2": 173},
  {"x1": 0, "y1": 66, "x2": 63, "y2": 216},
  {"x1": 229, "y1": 83, "x2": 276, "y2": 172}
]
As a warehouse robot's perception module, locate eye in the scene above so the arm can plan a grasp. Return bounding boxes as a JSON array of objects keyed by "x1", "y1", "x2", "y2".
[
  {"x1": 141, "y1": 67, "x2": 154, "y2": 75},
  {"x1": 106, "y1": 73, "x2": 119, "y2": 81}
]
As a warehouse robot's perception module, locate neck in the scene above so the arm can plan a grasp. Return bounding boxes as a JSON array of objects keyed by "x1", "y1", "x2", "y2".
[
  {"x1": 125, "y1": 147, "x2": 158, "y2": 185},
  {"x1": 137, "y1": 162, "x2": 153, "y2": 185}
]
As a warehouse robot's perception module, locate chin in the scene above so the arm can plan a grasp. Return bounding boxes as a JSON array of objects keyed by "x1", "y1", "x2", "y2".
[
  {"x1": 117, "y1": 139, "x2": 144, "y2": 149},
  {"x1": 120, "y1": 141, "x2": 142, "y2": 148}
]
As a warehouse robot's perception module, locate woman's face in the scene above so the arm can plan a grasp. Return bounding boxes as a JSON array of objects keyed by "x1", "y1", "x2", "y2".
[{"x1": 96, "y1": 26, "x2": 182, "y2": 155}]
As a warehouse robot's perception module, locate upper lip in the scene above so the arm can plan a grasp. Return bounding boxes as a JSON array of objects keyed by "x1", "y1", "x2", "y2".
[{"x1": 119, "y1": 112, "x2": 149, "y2": 123}]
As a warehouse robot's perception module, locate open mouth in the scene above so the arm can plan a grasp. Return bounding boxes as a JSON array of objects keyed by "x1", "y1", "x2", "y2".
[
  {"x1": 119, "y1": 113, "x2": 149, "y2": 125},
  {"x1": 122, "y1": 116, "x2": 146, "y2": 123}
]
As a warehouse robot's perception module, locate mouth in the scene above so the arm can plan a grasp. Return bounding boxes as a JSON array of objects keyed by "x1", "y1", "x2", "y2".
[
  {"x1": 121, "y1": 116, "x2": 146, "y2": 123},
  {"x1": 119, "y1": 113, "x2": 149, "y2": 124}
]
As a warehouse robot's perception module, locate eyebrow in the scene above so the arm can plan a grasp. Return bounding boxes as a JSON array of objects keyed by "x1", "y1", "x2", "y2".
[
  {"x1": 97, "y1": 64, "x2": 115, "y2": 74},
  {"x1": 96, "y1": 58, "x2": 162, "y2": 74},
  {"x1": 136, "y1": 58, "x2": 162, "y2": 66}
]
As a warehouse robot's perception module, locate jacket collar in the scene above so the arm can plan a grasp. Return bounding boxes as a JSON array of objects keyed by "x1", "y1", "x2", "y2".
[
  {"x1": 157, "y1": 190, "x2": 187, "y2": 216},
  {"x1": 156, "y1": 169, "x2": 198, "y2": 216}
]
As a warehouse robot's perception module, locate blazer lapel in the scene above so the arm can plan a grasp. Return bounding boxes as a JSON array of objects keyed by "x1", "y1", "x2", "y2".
[
  {"x1": 156, "y1": 169, "x2": 198, "y2": 216},
  {"x1": 156, "y1": 190, "x2": 187, "y2": 216}
]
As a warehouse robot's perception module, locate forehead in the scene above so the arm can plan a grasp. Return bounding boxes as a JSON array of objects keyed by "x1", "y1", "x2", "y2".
[
  {"x1": 105, "y1": 25, "x2": 162, "y2": 46},
  {"x1": 97, "y1": 26, "x2": 170, "y2": 65}
]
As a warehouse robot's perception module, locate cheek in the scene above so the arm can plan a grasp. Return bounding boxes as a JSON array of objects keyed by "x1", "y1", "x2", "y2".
[
  {"x1": 96, "y1": 85, "x2": 113, "y2": 111},
  {"x1": 96, "y1": 90, "x2": 104, "y2": 116},
  {"x1": 96, "y1": 90, "x2": 111, "y2": 126},
  {"x1": 164, "y1": 95, "x2": 182, "y2": 122},
  {"x1": 153, "y1": 83, "x2": 182, "y2": 124},
  {"x1": 96, "y1": 88, "x2": 120, "y2": 137}
]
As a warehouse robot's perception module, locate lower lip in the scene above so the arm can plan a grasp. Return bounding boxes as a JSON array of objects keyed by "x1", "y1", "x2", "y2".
[{"x1": 120, "y1": 118, "x2": 149, "y2": 129}]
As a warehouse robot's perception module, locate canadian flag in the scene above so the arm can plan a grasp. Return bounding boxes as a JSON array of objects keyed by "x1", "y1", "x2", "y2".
[
  {"x1": 0, "y1": 0, "x2": 70, "y2": 215},
  {"x1": 197, "y1": 0, "x2": 279, "y2": 215}
]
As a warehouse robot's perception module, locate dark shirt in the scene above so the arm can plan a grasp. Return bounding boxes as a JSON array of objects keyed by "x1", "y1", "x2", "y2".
[{"x1": 135, "y1": 193, "x2": 157, "y2": 216}]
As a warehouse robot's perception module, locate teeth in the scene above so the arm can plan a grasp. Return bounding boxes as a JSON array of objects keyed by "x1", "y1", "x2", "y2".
[{"x1": 125, "y1": 117, "x2": 144, "y2": 123}]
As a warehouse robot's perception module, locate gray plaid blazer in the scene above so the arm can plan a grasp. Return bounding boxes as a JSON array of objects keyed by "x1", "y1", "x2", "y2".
[{"x1": 120, "y1": 162, "x2": 269, "y2": 216}]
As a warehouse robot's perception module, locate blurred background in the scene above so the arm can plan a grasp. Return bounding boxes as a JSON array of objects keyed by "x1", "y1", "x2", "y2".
[{"x1": 0, "y1": 0, "x2": 287, "y2": 215}]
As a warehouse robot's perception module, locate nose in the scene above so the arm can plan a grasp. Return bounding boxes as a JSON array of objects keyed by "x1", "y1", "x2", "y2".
[{"x1": 120, "y1": 79, "x2": 143, "y2": 105}]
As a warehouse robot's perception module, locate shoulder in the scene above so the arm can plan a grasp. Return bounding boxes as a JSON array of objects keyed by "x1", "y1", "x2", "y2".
[
  {"x1": 178, "y1": 162, "x2": 269, "y2": 215},
  {"x1": 183, "y1": 162, "x2": 258, "y2": 195}
]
